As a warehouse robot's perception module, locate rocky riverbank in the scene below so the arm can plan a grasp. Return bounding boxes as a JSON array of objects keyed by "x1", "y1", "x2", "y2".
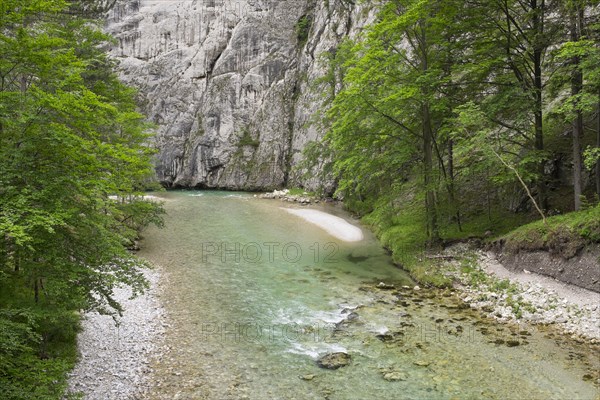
[
  {"x1": 259, "y1": 192, "x2": 600, "y2": 343},
  {"x1": 66, "y1": 268, "x2": 166, "y2": 399},
  {"x1": 257, "y1": 189, "x2": 318, "y2": 204},
  {"x1": 442, "y1": 247, "x2": 600, "y2": 343}
]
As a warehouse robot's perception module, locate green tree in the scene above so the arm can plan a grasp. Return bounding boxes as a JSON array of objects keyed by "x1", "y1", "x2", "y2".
[
  {"x1": 462, "y1": 0, "x2": 566, "y2": 211},
  {"x1": 548, "y1": 1, "x2": 600, "y2": 207},
  {"x1": 327, "y1": 0, "x2": 472, "y2": 244},
  {"x1": 0, "y1": 1, "x2": 163, "y2": 398}
]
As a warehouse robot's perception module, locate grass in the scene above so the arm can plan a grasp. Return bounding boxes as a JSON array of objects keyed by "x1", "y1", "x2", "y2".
[
  {"x1": 441, "y1": 209, "x2": 534, "y2": 243},
  {"x1": 502, "y1": 204, "x2": 600, "y2": 258},
  {"x1": 358, "y1": 192, "x2": 536, "y2": 288},
  {"x1": 237, "y1": 129, "x2": 260, "y2": 148},
  {"x1": 287, "y1": 187, "x2": 315, "y2": 196},
  {"x1": 358, "y1": 196, "x2": 600, "y2": 287},
  {"x1": 363, "y1": 199, "x2": 453, "y2": 287},
  {"x1": 296, "y1": 15, "x2": 312, "y2": 47}
]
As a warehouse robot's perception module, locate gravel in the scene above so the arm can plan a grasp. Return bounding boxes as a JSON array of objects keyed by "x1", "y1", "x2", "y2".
[
  {"x1": 445, "y1": 247, "x2": 600, "y2": 343},
  {"x1": 66, "y1": 268, "x2": 165, "y2": 399}
]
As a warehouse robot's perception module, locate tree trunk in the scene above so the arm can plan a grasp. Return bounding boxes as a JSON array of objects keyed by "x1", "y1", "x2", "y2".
[
  {"x1": 533, "y1": 0, "x2": 547, "y2": 211},
  {"x1": 570, "y1": 9, "x2": 584, "y2": 210},
  {"x1": 448, "y1": 139, "x2": 462, "y2": 231},
  {"x1": 423, "y1": 102, "x2": 439, "y2": 244},
  {"x1": 34, "y1": 277, "x2": 39, "y2": 303},
  {"x1": 597, "y1": 92, "x2": 600, "y2": 198}
]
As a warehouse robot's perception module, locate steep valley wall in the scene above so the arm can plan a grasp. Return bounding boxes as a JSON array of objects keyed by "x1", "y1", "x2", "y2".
[{"x1": 106, "y1": 0, "x2": 374, "y2": 192}]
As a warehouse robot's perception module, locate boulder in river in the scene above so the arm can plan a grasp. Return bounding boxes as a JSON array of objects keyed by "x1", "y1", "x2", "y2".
[{"x1": 317, "y1": 352, "x2": 351, "y2": 369}]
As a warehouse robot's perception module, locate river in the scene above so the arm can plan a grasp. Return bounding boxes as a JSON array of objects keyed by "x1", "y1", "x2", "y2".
[{"x1": 138, "y1": 191, "x2": 599, "y2": 400}]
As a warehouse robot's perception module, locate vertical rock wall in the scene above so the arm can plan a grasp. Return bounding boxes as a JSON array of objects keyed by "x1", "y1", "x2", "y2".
[{"x1": 106, "y1": 0, "x2": 374, "y2": 191}]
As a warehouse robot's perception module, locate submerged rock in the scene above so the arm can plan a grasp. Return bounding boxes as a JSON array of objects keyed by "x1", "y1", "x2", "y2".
[
  {"x1": 376, "y1": 333, "x2": 395, "y2": 342},
  {"x1": 413, "y1": 360, "x2": 431, "y2": 367},
  {"x1": 383, "y1": 371, "x2": 408, "y2": 381},
  {"x1": 317, "y1": 352, "x2": 351, "y2": 370}
]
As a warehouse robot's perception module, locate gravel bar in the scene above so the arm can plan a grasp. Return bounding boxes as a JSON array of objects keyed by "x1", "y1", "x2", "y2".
[{"x1": 66, "y1": 268, "x2": 165, "y2": 399}]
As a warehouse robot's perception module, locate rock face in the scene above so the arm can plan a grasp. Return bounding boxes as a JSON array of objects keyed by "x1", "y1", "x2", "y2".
[{"x1": 105, "y1": 0, "x2": 375, "y2": 191}]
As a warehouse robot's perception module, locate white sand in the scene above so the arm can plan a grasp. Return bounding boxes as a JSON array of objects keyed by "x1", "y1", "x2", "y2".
[{"x1": 282, "y1": 208, "x2": 364, "y2": 242}]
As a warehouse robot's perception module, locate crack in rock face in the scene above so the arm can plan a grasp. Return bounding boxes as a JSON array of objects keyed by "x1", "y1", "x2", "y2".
[{"x1": 105, "y1": 0, "x2": 375, "y2": 192}]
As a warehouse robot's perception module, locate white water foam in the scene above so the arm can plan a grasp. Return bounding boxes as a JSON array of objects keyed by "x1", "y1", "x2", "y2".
[
  {"x1": 272, "y1": 304, "x2": 360, "y2": 328},
  {"x1": 287, "y1": 342, "x2": 348, "y2": 359},
  {"x1": 369, "y1": 325, "x2": 390, "y2": 335}
]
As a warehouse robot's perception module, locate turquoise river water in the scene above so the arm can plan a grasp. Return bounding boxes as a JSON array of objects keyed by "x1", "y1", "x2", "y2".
[{"x1": 138, "y1": 191, "x2": 599, "y2": 400}]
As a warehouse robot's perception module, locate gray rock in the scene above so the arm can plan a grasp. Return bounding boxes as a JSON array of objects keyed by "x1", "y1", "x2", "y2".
[
  {"x1": 383, "y1": 371, "x2": 408, "y2": 381},
  {"x1": 316, "y1": 352, "x2": 351, "y2": 370},
  {"x1": 105, "y1": 0, "x2": 376, "y2": 192},
  {"x1": 377, "y1": 282, "x2": 395, "y2": 290}
]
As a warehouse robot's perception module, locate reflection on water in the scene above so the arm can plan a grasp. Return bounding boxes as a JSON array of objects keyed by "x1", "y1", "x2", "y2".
[{"x1": 139, "y1": 191, "x2": 599, "y2": 400}]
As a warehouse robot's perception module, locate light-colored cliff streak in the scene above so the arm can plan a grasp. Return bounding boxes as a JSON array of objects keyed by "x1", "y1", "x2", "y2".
[
  {"x1": 290, "y1": 1, "x2": 376, "y2": 194},
  {"x1": 106, "y1": 0, "x2": 373, "y2": 191}
]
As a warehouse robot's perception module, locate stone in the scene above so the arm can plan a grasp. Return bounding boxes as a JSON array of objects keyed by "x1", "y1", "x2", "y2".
[
  {"x1": 383, "y1": 371, "x2": 408, "y2": 381},
  {"x1": 106, "y1": 0, "x2": 376, "y2": 192},
  {"x1": 301, "y1": 374, "x2": 316, "y2": 381},
  {"x1": 316, "y1": 352, "x2": 351, "y2": 370},
  {"x1": 376, "y1": 333, "x2": 395, "y2": 342},
  {"x1": 377, "y1": 282, "x2": 395, "y2": 290},
  {"x1": 413, "y1": 360, "x2": 430, "y2": 367}
]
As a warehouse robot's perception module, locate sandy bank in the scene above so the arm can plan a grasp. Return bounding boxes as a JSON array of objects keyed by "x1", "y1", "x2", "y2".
[{"x1": 282, "y1": 208, "x2": 364, "y2": 242}]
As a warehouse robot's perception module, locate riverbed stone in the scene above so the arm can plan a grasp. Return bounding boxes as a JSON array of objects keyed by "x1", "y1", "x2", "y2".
[
  {"x1": 317, "y1": 352, "x2": 351, "y2": 370},
  {"x1": 383, "y1": 371, "x2": 408, "y2": 381},
  {"x1": 377, "y1": 282, "x2": 395, "y2": 290},
  {"x1": 413, "y1": 360, "x2": 431, "y2": 367}
]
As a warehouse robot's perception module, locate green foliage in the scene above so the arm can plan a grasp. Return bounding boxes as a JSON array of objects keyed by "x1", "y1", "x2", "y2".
[
  {"x1": 503, "y1": 205, "x2": 600, "y2": 258},
  {"x1": 286, "y1": 188, "x2": 315, "y2": 196},
  {"x1": 296, "y1": 15, "x2": 313, "y2": 47},
  {"x1": 362, "y1": 194, "x2": 452, "y2": 288},
  {"x1": 316, "y1": 0, "x2": 599, "y2": 285},
  {"x1": 237, "y1": 128, "x2": 260, "y2": 148},
  {"x1": 584, "y1": 146, "x2": 600, "y2": 170},
  {"x1": 0, "y1": 1, "x2": 164, "y2": 398}
]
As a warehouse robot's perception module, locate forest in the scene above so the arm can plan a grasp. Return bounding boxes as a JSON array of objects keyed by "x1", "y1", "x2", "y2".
[{"x1": 303, "y1": 0, "x2": 600, "y2": 283}]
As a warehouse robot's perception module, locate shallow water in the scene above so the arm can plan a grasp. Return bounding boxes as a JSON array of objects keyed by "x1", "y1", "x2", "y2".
[{"x1": 139, "y1": 191, "x2": 599, "y2": 400}]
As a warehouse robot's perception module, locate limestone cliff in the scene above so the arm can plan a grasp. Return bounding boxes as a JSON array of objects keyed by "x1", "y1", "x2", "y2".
[{"x1": 106, "y1": 0, "x2": 374, "y2": 191}]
